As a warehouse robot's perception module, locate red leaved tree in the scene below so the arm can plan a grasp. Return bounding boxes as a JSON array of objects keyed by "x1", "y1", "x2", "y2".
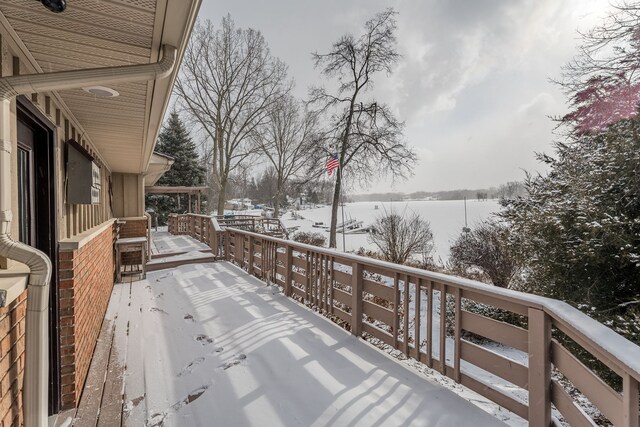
[{"x1": 559, "y1": 2, "x2": 640, "y2": 134}]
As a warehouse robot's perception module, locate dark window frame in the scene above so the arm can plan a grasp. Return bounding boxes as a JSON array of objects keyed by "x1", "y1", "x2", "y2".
[{"x1": 16, "y1": 96, "x2": 60, "y2": 415}]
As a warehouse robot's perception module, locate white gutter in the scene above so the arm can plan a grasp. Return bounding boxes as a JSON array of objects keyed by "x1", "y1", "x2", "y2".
[
  {"x1": 0, "y1": 44, "x2": 177, "y2": 98},
  {"x1": 0, "y1": 44, "x2": 176, "y2": 427}
]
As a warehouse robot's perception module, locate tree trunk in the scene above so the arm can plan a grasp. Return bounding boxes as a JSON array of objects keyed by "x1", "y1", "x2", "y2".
[
  {"x1": 217, "y1": 178, "x2": 226, "y2": 215},
  {"x1": 274, "y1": 192, "x2": 280, "y2": 218},
  {"x1": 329, "y1": 172, "x2": 341, "y2": 248}
]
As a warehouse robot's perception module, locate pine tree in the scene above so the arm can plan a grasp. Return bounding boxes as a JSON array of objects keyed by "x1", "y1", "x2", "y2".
[
  {"x1": 501, "y1": 117, "x2": 640, "y2": 322},
  {"x1": 146, "y1": 112, "x2": 206, "y2": 224}
]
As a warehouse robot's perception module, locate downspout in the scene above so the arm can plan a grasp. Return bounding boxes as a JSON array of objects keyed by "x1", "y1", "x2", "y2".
[{"x1": 0, "y1": 44, "x2": 176, "y2": 427}]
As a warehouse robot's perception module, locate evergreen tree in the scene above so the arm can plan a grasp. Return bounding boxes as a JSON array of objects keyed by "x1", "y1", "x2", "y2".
[
  {"x1": 501, "y1": 118, "x2": 640, "y2": 323},
  {"x1": 146, "y1": 112, "x2": 206, "y2": 225}
]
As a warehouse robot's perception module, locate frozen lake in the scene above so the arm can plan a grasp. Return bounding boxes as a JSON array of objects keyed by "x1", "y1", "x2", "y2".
[{"x1": 281, "y1": 199, "x2": 500, "y2": 263}]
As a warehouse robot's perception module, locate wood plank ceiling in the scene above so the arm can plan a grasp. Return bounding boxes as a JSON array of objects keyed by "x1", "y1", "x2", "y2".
[{"x1": 0, "y1": 0, "x2": 160, "y2": 173}]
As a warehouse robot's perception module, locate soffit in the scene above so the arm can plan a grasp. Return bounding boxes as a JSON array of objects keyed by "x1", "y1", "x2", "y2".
[{"x1": 0, "y1": 0, "x2": 199, "y2": 174}]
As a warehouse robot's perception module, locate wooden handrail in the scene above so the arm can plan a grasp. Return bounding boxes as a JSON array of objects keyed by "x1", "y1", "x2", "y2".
[{"x1": 167, "y1": 215, "x2": 640, "y2": 426}]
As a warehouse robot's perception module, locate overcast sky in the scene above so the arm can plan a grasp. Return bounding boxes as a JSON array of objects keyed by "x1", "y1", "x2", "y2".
[{"x1": 199, "y1": 0, "x2": 613, "y2": 193}]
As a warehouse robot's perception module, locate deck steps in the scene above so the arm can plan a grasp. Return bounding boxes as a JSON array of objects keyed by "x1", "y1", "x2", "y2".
[{"x1": 147, "y1": 250, "x2": 216, "y2": 272}]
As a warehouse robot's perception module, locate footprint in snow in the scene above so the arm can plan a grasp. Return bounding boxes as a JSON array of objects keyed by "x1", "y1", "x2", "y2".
[
  {"x1": 147, "y1": 386, "x2": 208, "y2": 427},
  {"x1": 194, "y1": 334, "x2": 214, "y2": 345},
  {"x1": 220, "y1": 353, "x2": 247, "y2": 370},
  {"x1": 206, "y1": 347, "x2": 224, "y2": 356},
  {"x1": 123, "y1": 395, "x2": 145, "y2": 413},
  {"x1": 177, "y1": 357, "x2": 205, "y2": 377}
]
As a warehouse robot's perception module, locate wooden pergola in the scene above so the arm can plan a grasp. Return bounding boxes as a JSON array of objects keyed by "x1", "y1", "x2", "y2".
[{"x1": 145, "y1": 185, "x2": 209, "y2": 213}]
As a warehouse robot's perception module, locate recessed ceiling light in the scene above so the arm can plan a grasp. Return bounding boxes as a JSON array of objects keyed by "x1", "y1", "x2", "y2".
[{"x1": 82, "y1": 86, "x2": 119, "y2": 98}]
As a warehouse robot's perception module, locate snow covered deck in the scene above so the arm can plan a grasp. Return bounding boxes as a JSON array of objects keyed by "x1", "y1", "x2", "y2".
[
  {"x1": 150, "y1": 228, "x2": 210, "y2": 256},
  {"x1": 147, "y1": 229, "x2": 215, "y2": 272},
  {"x1": 73, "y1": 259, "x2": 505, "y2": 426}
]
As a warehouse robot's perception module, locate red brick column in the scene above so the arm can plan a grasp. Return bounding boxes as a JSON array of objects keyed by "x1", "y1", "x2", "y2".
[
  {"x1": 118, "y1": 218, "x2": 148, "y2": 265},
  {"x1": 0, "y1": 290, "x2": 27, "y2": 427},
  {"x1": 58, "y1": 223, "x2": 115, "y2": 409}
]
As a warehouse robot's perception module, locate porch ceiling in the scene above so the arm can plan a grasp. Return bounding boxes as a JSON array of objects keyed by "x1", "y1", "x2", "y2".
[{"x1": 0, "y1": 0, "x2": 200, "y2": 174}]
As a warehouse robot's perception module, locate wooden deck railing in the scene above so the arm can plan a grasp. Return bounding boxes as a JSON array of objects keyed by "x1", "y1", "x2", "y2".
[
  {"x1": 169, "y1": 214, "x2": 640, "y2": 427},
  {"x1": 169, "y1": 213, "x2": 288, "y2": 239},
  {"x1": 213, "y1": 214, "x2": 289, "y2": 238}
]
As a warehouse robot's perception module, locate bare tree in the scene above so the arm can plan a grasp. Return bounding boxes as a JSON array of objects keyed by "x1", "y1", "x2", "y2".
[
  {"x1": 449, "y1": 220, "x2": 520, "y2": 288},
  {"x1": 253, "y1": 95, "x2": 319, "y2": 217},
  {"x1": 310, "y1": 8, "x2": 416, "y2": 248},
  {"x1": 175, "y1": 16, "x2": 289, "y2": 214},
  {"x1": 368, "y1": 210, "x2": 434, "y2": 265}
]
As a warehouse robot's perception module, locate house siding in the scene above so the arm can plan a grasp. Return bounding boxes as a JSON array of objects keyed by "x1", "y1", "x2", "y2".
[
  {"x1": 0, "y1": 290, "x2": 27, "y2": 427},
  {"x1": 58, "y1": 224, "x2": 114, "y2": 409}
]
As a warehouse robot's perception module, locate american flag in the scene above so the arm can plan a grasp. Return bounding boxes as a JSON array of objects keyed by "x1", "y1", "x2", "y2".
[{"x1": 326, "y1": 153, "x2": 339, "y2": 176}]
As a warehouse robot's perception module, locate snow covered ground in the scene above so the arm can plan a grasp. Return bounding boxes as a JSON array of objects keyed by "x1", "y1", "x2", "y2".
[{"x1": 95, "y1": 261, "x2": 513, "y2": 426}]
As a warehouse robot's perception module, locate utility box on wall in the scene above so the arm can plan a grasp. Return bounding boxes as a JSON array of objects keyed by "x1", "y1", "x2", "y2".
[{"x1": 66, "y1": 139, "x2": 100, "y2": 205}]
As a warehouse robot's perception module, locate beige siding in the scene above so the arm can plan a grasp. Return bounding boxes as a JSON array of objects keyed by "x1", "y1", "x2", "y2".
[
  {"x1": 111, "y1": 173, "x2": 144, "y2": 218},
  {"x1": 0, "y1": 35, "x2": 114, "y2": 249}
]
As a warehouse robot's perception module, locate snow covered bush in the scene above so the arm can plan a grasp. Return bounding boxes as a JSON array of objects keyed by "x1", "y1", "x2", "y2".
[
  {"x1": 448, "y1": 220, "x2": 521, "y2": 288},
  {"x1": 292, "y1": 231, "x2": 326, "y2": 247},
  {"x1": 368, "y1": 210, "x2": 434, "y2": 265}
]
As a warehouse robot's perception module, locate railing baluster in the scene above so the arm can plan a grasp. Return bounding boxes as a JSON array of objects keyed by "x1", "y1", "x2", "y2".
[
  {"x1": 393, "y1": 272, "x2": 400, "y2": 349},
  {"x1": 439, "y1": 282, "x2": 447, "y2": 375},
  {"x1": 319, "y1": 254, "x2": 324, "y2": 312},
  {"x1": 351, "y1": 262, "x2": 363, "y2": 336},
  {"x1": 415, "y1": 278, "x2": 421, "y2": 362},
  {"x1": 426, "y1": 280, "x2": 433, "y2": 368},
  {"x1": 285, "y1": 245, "x2": 292, "y2": 297},
  {"x1": 328, "y1": 256, "x2": 334, "y2": 315},
  {"x1": 313, "y1": 252, "x2": 318, "y2": 308},
  {"x1": 248, "y1": 236, "x2": 254, "y2": 276},
  {"x1": 454, "y1": 287, "x2": 461, "y2": 383},
  {"x1": 304, "y1": 251, "x2": 311, "y2": 302},
  {"x1": 403, "y1": 274, "x2": 410, "y2": 356}
]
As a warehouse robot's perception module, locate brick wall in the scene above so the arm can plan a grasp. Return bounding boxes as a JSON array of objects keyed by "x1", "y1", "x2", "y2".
[
  {"x1": 58, "y1": 223, "x2": 114, "y2": 409},
  {"x1": 118, "y1": 218, "x2": 148, "y2": 265},
  {"x1": 0, "y1": 290, "x2": 27, "y2": 427},
  {"x1": 118, "y1": 218, "x2": 147, "y2": 239}
]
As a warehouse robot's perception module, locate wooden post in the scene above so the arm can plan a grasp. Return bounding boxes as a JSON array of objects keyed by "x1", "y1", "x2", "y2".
[
  {"x1": 426, "y1": 280, "x2": 433, "y2": 368},
  {"x1": 454, "y1": 288, "x2": 461, "y2": 382},
  {"x1": 210, "y1": 223, "x2": 217, "y2": 258},
  {"x1": 351, "y1": 262, "x2": 363, "y2": 336},
  {"x1": 403, "y1": 275, "x2": 410, "y2": 355},
  {"x1": 285, "y1": 245, "x2": 292, "y2": 297},
  {"x1": 439, "y1": 283, "x2": 446, "y2": 375},
  {"x1": 623, "y1": 374, "x2": 639, "y2": 427},
  {"x1": 248, "y1": 236, "x2": 254, "y2": 276},
  {"x1": 414, "y1": 278, "x2": 421, "y2": 362},
  {"x1": 528, "y1": 308, "x2": 551, "y2": 427},
  {"x1": 305, "y1": 251, "x2": 311, "y2": 303},
  {"x1": 224, "y1": 230, "x2": 229, "y2": 260},
  {"x1": 393, "y1": 272, "x2": 400, "y2": 349}
]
